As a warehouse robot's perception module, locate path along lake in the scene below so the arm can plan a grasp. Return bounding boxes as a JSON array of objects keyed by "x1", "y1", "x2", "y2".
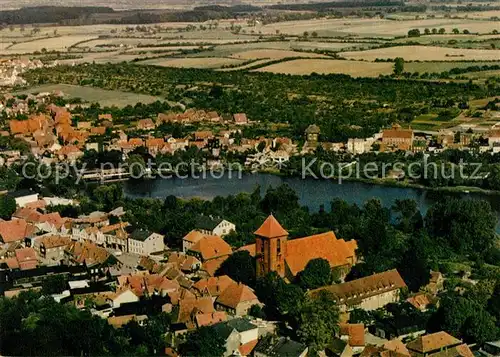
[{"x1": 124, "y1": 173, "x2": 500, "y2": 227}]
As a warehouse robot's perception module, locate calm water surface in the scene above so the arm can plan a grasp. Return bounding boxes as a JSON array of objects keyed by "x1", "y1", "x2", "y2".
[{"x1": 124, "y1": 173, "x2": 500, "y2": 225}]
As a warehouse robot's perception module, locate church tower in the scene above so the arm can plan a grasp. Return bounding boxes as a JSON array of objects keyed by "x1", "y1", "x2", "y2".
[{"x1": 255, "y1": 215, "x2": 288, "y2": 278}]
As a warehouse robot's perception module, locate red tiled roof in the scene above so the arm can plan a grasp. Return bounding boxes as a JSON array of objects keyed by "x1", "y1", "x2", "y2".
[
  {"x1": 407, "y1": 331, "x2": 461, "y2": 354},
  {"x1": 233, "y1": 113, "x2": 248, "y2": 124},
  {"x1": 254, "y1": 215, "x2": 288, "y2": 239},
  {"x1": 310, "y1": 269, "x2": 406, "y2": 304},
  {"x1": 117, "y1": 273, "x2": 179, "y2": 297},
  {"x1": 0, "y1": 219, "x2": 34, "y2": 243},
  {"x1": 286, "y1": 231, "x2": 357, "y2": 276},
  {"x1": 193, "y1": 275, "x2": 236, "y2": 297},
  {"x1": 406, "y1": 293, "x2": 431, "y2": 310},
  {"x1": 237, "y1": 244, "x2": 256, "y2": 257},
  {"x1": 383, "y1": 339, "x2": 410, "y2": 356},
  {"x1": 39, "y1": 235, "x2": 72, "y2": 249},
  {"x1": 177, "y1": 297, "x2": 214, "y2": 324},
  {"x1": 14, "y1": 247, "x2": 38, "y2": 270},
  {"x1": 65, "y1": 241, "x2": 110, "y2": 266},
  {"x1": 195, "y1": 311, "x2": 227, "y2": 327},
  {"x1": 339, "y1": 323, "x2": 365, "y2": 347},
  {"x1": 201, "y1": 256, "x2": 228, "y2": 276},
  {"x1": 216, "y1": 282, "x2": 259, "y2": 309},
  {"x1": 238, "y1": 340, "x2": 258, "y2": 356},
  {"x1": 189, "y1": 236, "x2": 232, "y2": 261}
]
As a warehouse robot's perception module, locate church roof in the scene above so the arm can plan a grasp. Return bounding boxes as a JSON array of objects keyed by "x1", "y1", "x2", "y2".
[
  {"x1": 285, "y1": 231, "x2": 357, "y2": 276},
  {"x1": 254, "y1": 215, "x2": 288, "y2": 239}
]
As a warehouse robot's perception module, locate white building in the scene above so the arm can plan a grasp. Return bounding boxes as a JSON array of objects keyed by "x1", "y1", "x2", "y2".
[
  {"x1": 195, "y1": 216, "x2": 236, "y2": 237},
  {"x1": 128, "y1": 230, "x2": 164, "y2": 256},
  {"x1": 8, "y1": 190, "x2": 39, "y2": 208}
]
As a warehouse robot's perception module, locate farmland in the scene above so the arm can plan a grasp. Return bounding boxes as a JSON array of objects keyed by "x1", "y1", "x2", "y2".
[
  {"x1": 0, "y1": 5, "x2": 498, "y2": 80},
  {"x1": 13, "y1": 84, "x2": 163, "y2": 107},
  {"x1": 140, "y1": 57, "x2": 245, "y2": 69},
  {"x1": 254, "y1": 59, "x2": 394, "y2": 77},
  {"x1": 340, "y1": 46, "x2": 500, "y2": 61}
]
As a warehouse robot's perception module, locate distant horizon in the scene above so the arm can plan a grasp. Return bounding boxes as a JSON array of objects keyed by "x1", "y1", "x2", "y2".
[{"x1": 0, "y1": 0, "x2": 199, "y2": 11}]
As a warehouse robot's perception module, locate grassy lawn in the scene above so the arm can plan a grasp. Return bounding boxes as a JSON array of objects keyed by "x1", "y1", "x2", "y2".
[{"x1": 14, "y1": 84, "x2": 163, "y2": 107}]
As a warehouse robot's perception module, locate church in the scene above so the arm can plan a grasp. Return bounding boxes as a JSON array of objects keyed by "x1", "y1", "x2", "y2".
[{"x1": 242, "y1": 215, "x2": 358, "y2": 281}]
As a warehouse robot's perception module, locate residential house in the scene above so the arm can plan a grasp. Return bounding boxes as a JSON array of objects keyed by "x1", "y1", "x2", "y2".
[
  {"x1": 107, "y1": 288, "x2": 140, "y2": 308},
  {"x1": 382, "y1": 124, "x2": 414, "y2": 151},
  {"x1": 137, "y1": 119, "x2": 155, "y2": 130},
  {"x1": 481, "y1": 341, "x2": 500, "y2": 357},
  {"x1": 233, "y1": 113, "x2": 248, "y2": 125},
  {"x1": 425, "y1": 271, "x2": 444, "y2": 295},
  {"x1": 406, "y1": 331, "x2": 473, "y2": 357},
  {"x1": 108, "y1": 314, "x2": 147, "y2": 328},
  {"x1": 77, "y1": 121, "x2": 92, "y2": 130},
  {"x1": 347, "y1": 138, "x2": 367, "y2": 154},
  {"x1": 252, "y1": 215, "x2": 357, "y2": 280},
  {"x1": 0, "y1": 219, "x2": 34, "y2": 244},
  {"x1": 254, "y1": 335, "x2": 308, "y2": 357},
  {"x1": 176, "y1": 296, "x2": 215, "y2": 330},
  {"x1": 183, "y1": 230, "x2": 214, "y2": 253},
  {"x1": 98, "y1": 114, "x2": 113, "y2": 122},
  {"x1": 128, "y1": 230, "x2": 164, "y2": 256},
  {"x1": 207, "y1": 111, "x2": 220, "y2": 122},
  {"x1": 186, "y1": 234, "x2": 232, "y2": 263},
  {"x1": 215, "y1": 282, "x2": 260, "y2": 317},
  {"x1": 117, "y1": 272, "x2": 179, "y2": 297},
  {"x1": 192, "y1": 275, "x2": 236, "y2": 300},
  {"x1": 7, "y1": 190, "x2": 39, "y2": 207},
  {"x1": 37, "y1": 235, "x2": 72, "y2": 261},
  {"x1": 195, "y1": 216, "x2": 236, "y2": 237},
  {"x1": 195, "y1": 311, "x2": 228, "y2": 328},
  {"x1": 360, "y1": 341, "x2": 411, "y2": 357},
  {"x1": 338, "y1": 323, "x2": 365, "y2": 354},
  {"x1": 14, "y1": 247, "x2": 38, "y2": 270},
  {"x1": 406, "y1": 293, "x2": 434, "y2": 311},
  {"x1": 310, "y1": 269, "x2": 407, "y2": 312},
  {"x1": 64, "y1": 241, "x2": 111, "y2": 268},
  {"x1": 212, "y1": 318, "x2": 260, "y2": 357}
]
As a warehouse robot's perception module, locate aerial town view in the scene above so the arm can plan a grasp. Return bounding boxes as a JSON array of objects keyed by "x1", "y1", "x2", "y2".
[{"x1": 0, "y1": 0, "x2": 499, "y2": 356}]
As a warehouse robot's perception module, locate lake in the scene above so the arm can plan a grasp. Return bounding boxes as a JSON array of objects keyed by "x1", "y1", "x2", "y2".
[{"x1": 123, "y1": 173, "x2": 500, "y2": 222}]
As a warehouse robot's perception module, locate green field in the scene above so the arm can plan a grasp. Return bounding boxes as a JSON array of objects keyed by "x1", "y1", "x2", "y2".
[{"x1": 14, "y1": 84, "x2": 163, "y2": 107}]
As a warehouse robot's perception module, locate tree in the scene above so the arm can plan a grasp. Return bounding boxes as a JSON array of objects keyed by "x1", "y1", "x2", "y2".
[
  {"x1": 432, "y1": 28, "x2": 437, "y2": 34},
  {"x1": 179, "y1": 326, "x2": 225, "y2": 357},
  {"x1": 127, "y1": 154, "x2": 146, "y2": 179},
  {"x1": 297, "y1": 290, "x2": 340, "y2": 353},
  {"x1": 257, "y1": 141, "x2": 266, "y2": 152},
  {"x1": 311, "y1": 31, "x2": 318, "y2": 38},
  {"x1": 392, "y1": 198, "x2": 422, "y2": 233},
  {"x1": 249, "y1": 304, "x2": 266, "y2": 319},
  {"x1": 255, "y1": 272, "x2": 304, "y2": 319},
  {"x1": 439, "y1": 28, "x2": 446, "y2": 34},
  {"x1": 398, "y1": 231, "x2": 433, "y2": 292},
  {"x1": 0, "y1": 194, "x2": 16, "y2": 219},
  {"x1": 463, "y1": 310, "x2": 499, "y2": 344},
  {"x1": 424, "y1": 28, "x2": 430, "y2": 35},
  {"x1": 41, "y1": 275, "x2": 67, "y2": 295},
  {"x1": 303, "y1": 31, "x2": 309, "y2": 38},
  {"x1": 298, "y1": 258, "x2": 332, "y2": 290},
  {"x1": 452, "y1": 28, "x2": 460, "y2": 34},
  {"x1": 463, "y1": 29, "x2": 470, "y2": 34},
  {"x1": 394, "y1": 57, "x2": 404, "y2": 75},
  {"x1": 215, "y1": 251, "x2": 255, "y2": 287},
  {"x1": 425, "y1": 199, "x2": 496, "y2": 254},
  {"x1": 408, "y1": 29, "x2": 421, "y2": 37}
]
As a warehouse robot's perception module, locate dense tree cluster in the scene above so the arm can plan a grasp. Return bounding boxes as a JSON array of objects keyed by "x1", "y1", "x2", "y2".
[
  {"x1": 24, "y1": 63, "x2": 495, "y2": 142},
  {"x1": 0, "y1": 291, "x2": 173, "y2": 356}
]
